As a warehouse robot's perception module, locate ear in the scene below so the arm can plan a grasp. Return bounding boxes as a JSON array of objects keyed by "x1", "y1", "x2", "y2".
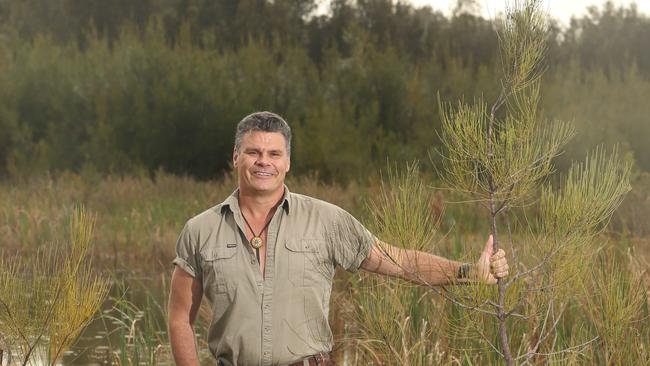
[{"x1": 233, "y1": 148, "x2": 239, "y2": 168}]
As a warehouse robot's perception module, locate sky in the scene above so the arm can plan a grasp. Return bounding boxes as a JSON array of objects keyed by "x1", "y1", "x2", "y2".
[
  {"x1": 410, "y1": 0, "x2": 649, "y2": 25},
  {"x1": 313, "y1": 0, "x2": 649, "y2": 25}
]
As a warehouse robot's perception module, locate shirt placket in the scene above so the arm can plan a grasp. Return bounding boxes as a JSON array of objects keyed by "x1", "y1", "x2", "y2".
[
  {"x1": 261, "y1": 206, "x2": 284, "y2": 366},
  {"x1": 230, "y1": 204, "x2": 265, "y2": 366}
]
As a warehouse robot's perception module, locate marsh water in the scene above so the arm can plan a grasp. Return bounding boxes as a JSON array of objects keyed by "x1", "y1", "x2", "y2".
[{"x1": 59, "y1": 269, "x2": 184, "y2": 366}]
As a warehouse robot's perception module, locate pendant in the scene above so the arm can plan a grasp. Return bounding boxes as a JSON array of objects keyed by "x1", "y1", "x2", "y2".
[{"x1": 251, "y1": 236, "x2": 263, "y2": 249}]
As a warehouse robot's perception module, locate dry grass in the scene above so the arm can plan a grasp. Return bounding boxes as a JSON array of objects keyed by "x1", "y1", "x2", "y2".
[
  {"x1": 0, "y1": 172, "x2": 649, "y2": 365},
  {"x1": 0, "y1": 171, "x2": 365, "y2": 269}
]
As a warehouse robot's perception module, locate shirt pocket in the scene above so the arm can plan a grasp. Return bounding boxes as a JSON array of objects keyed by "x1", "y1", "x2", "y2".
[
  {"x1": 201, "y1": 244, "x2": 238, "y2": 294},
  {"x1": 285, "y1": 238, "x2": 333, "y2": 287}
]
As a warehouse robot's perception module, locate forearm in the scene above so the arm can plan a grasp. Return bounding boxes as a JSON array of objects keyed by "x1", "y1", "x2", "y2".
[
  {"x1": 169, "y1": 320, "x2": 200, "y2": 366},
  {"x1": 168, "y1": 267, "x2": 203, "y2": 366},
  {"x1": 361, "y1": 237, "x2": 507, "y2": 286},
  {"x1": 399, "y1": 249, "x2": 470, "y2": 286},
  {"x1": 362, "y1": 243, "x2": 470, "y2": 286}
]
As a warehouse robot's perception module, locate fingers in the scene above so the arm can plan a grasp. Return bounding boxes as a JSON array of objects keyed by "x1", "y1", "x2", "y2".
[
  {"x1": 489, "y1": 249, "x2": 509, "y2": 279},
  {"x1": 493, "y1": 268, "x2": 509, "y2": 279}
]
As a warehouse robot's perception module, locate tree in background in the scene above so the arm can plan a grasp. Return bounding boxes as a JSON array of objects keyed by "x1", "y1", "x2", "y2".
[{"x1": 0, "y1": 0, "x2": 649, "y2": 182}]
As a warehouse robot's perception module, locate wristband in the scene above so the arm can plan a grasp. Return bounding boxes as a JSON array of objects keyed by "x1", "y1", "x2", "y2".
[{"x1": 457, "y1": 263, "x2": 472, "y2": 279}]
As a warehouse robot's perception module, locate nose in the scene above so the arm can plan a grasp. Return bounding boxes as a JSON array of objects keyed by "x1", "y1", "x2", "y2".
[{"x1": 255, "y1": 153, "x2": 271, "y2": 166}]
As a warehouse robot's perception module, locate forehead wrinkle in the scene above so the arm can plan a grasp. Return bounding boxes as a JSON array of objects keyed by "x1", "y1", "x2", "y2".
[{"x1": 241, "y1": 132, "x2": 288, "y2": 152}]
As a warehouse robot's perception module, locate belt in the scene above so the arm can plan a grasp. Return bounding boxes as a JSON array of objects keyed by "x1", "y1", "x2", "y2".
[{"x1": 287, "y1": 352, "x2": 334, "y2": 366}]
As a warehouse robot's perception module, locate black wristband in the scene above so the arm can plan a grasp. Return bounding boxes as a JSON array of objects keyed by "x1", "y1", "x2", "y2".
[{"x1": 457, "y1": 263, "x2": 472, "y2": 279}]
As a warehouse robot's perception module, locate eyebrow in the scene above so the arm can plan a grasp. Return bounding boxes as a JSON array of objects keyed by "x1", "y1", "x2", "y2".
[{"x1": 244, "y1": 148, "x2": 284, "y2": 154}]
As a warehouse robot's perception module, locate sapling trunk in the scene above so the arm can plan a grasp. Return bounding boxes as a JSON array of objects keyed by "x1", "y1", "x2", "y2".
[
  {"x1": 488, "y1": 90, "x2": 515, "y2": 366},
  {"x1": 491, "y1": 212, "x2": 514, "y2": 365}
]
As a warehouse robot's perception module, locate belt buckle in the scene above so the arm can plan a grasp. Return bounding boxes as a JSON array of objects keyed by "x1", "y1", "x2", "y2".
[{"x1": 314, "y1": 352, "x2": 327, "y2": 365}]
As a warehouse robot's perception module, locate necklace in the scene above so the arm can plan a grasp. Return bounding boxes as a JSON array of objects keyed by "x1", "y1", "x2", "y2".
[{"x1": 241, "y1": 212, "x2": 272, "y2": 249}]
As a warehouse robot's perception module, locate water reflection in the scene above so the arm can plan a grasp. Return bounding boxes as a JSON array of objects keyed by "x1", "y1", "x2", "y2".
[{"x1": 60, "y1": 270, "x2": 209, "y2": 366}]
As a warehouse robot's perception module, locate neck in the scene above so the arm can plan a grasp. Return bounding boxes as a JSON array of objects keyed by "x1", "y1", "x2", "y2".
[{"x1": 238, "y1": 186, "x2": 285, "y2": 218}]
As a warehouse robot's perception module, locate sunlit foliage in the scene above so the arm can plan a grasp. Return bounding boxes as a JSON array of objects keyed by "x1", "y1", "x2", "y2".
[{"x1": 0, "y1": 207, "x2": 109, "y2": 365}]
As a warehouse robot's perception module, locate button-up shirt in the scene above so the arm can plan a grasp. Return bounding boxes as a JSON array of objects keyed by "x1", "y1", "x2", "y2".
[{"x1": 173, "y1": 186, "x2": 374, "y2": 365}]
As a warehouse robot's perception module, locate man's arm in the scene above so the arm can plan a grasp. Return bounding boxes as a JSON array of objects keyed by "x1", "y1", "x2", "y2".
[
  {"x1": 360, "y1": 235, "x2": 508, "y2": 285},
  {"x1": 168, "y1": 267, "x2": 203, "y2": 366}
]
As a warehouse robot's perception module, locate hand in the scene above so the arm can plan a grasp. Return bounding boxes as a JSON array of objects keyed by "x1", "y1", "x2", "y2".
[{"x1": 475, "y1": 234, "x2": 509, "y2": 284}]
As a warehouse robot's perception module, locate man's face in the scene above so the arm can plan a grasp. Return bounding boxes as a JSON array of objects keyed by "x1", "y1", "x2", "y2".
[{"x1": 233, "y1": 131, "x2": 290, "y2": 196}]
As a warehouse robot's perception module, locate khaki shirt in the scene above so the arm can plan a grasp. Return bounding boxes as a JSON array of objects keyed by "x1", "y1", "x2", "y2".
[{"x1": 173, "y1": 186, "x2": 374, "y2": 366}]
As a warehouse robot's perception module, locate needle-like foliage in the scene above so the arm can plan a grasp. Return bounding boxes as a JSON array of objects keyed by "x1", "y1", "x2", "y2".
[
  {"x1": 437, "y1": 1, "x2": 632, "y2": 364},
  {"x1": 499, "y1": 0, "x2": 547, "y2": 92},
  {"x1": 0, "y1": 207, "x2": 109, "y2": 366},
  {"x1": 347, "y1": 1, "x2": 635, "y2": 365},
  {"x1": 347, "y1": 163, "x2": 449, "y2": 365},
  {"x1": 439, "y1": 94, "x2": 574, "y2": 206},
  {"x1": 541, "y1": 147, "x2": 631, "y2": 238}
]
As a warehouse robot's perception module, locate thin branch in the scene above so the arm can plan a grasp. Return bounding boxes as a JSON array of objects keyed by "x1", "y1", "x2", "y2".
[
  {"x1": 535, "y1": 303, "x2": 567, "y2": 355},
  {"x1": 518, "y1": 302, "x2": 570, "y2": 362},
  {"x1": 519, "y1": 299, "x2": 554, "y2": 361},
  {"x1": 517, "y1": 336, "x2": 599, "y2": 360},
  {"x1": 505, "y1": 239, "x2": 564, "y2": 287},
  {"x1": 474, "y1": 326, "x2": 505, "y2": 358},
  {"x1": 494, "y1": 184, "x2": 515, "y2": 215},
  {"x1": 490, "y1": 88, "x2": 508, "y2": 121},
  {"x1": 0, "y1": 297, "x2": 30, "y2": 346},
  {"x1": 22, "y1": 282, "x2": 64, "y2": 366}
]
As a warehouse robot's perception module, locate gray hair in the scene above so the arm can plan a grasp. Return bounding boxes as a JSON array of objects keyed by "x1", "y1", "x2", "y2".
[{"x1": 234, "y1": 111, "x2": 292, "y2": 155}]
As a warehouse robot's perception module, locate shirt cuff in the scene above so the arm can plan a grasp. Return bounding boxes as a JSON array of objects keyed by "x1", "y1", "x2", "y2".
[
  {"x1": 172, "y1": 257, "x2": 198, "y2": 278},
  {"x1": 346, "y1": 237, "x2": 374, "y2": 273}
]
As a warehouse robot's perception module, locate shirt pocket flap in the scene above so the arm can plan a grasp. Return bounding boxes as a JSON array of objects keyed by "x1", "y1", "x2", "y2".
[
  {"x1": 201, "y1": 244, "x2": 238, "y2": 261},
  {"x1": 285, "y1": 238, "x2": 322, "y2": 253}
]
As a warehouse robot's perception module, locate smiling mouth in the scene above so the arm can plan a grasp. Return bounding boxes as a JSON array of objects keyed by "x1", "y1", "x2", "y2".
[{"x1": 253, "y1": 171, "x2": 275, "y2": 177}]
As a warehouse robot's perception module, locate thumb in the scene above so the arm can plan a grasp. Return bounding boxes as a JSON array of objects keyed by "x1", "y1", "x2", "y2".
[
  {"x1": 482, "y1": 234, "x2": 494, "y2": 258},
  {"x1": 475, "y1": 234, "x2": 494, "y2": 283}
]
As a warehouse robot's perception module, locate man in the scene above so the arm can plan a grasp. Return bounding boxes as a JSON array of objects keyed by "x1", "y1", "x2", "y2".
[{"x1": 168, "y1": 111, "x2": 509, "y2": 366}]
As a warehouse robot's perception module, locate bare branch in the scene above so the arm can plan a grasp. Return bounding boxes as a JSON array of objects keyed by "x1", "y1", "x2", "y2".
[{"x1": 518, "y1": 336, "x2": 599, "y2": 361}]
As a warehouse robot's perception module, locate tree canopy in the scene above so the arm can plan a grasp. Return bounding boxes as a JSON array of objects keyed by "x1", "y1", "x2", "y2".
[{"x1": 0, "y1": 0, "x2": 648, "y2": 180}]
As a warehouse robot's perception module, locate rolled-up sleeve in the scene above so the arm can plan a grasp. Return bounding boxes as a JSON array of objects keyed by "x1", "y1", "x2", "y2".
[
  {"x1": 172, "y1": 222, "x2": 201, "y2": 278},
  {"x1": 330, "y1": 210, "x2": 376, "y2": 272}
]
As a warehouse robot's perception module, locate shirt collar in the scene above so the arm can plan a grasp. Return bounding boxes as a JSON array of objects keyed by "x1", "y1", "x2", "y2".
[{"x1": 221, "y1": 185, "x2": 291, "y2": 215}]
